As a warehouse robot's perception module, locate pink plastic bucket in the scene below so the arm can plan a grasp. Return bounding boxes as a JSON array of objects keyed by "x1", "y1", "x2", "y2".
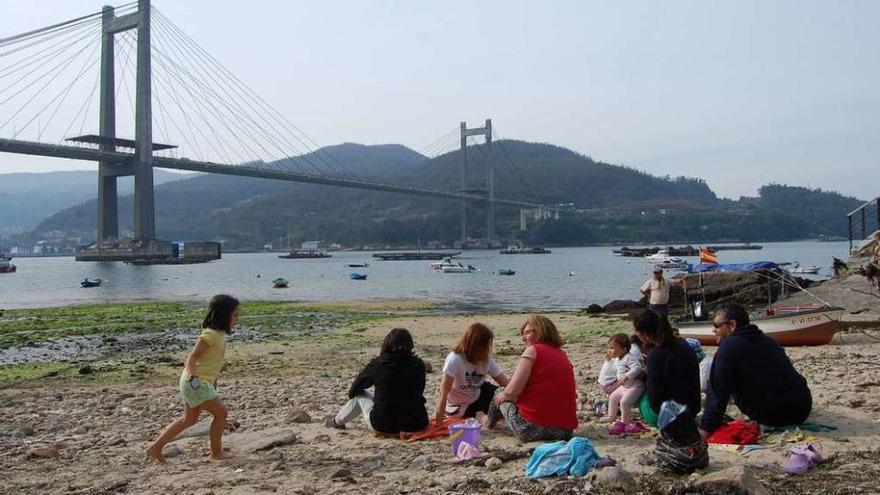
[{"x1": 449, "y1": 419, "x2": 481, "y2": 455}]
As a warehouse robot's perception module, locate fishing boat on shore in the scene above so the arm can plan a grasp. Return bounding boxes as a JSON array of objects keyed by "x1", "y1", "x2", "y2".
[{"x1": 677, "y1": 305, "x2": 843, "y2": 346}]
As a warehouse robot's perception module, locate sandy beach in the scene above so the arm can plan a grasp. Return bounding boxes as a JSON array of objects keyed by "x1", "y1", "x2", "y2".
[{"x1": 1, "y1": 294, "x2": 879, "y2": 494}]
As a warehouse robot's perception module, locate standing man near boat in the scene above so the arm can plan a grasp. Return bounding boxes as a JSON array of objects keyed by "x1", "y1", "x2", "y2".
[
  {"x1": 698, "y1": 303, "x2": 812, "y2": 438},
  {"x1": 639, "y1": 267, "x2": 683, "y2": 319}
]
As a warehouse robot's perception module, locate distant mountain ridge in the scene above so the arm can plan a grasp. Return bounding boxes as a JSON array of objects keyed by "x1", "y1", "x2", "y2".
[
  {"x1": 0, "y1": 169, "x2": 186, "y2": 233},
  {"x1": 11, "y1": 141, "x2": 866, "y2": 248}
]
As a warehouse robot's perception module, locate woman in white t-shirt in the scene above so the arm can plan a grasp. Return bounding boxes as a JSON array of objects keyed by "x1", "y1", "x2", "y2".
[{"x1": 435, "y1": 322, "x2": 510, "y2": 421}]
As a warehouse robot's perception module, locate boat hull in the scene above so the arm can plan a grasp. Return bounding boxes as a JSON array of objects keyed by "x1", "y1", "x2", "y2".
[{"x1": 677, "y1": 307, "x2": 843, "y2": 346}]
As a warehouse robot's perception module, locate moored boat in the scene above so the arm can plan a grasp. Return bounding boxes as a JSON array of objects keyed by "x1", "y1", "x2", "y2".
[
  {"x1": 498, "y1": 269, "x2": 516, "y2": 276},
  {"x1": 346, "y1": 262, "x2": 369, "y2": 268},
  {"x1": 272, "y1": 277, "x2": 289, "y2": 288},
  {"x1": 789, "y1": 262, "x2": 821, "y2": 275},
  {"x1": 677, "y1": 305, "x2": 843, "y2": 346},
  {"x1": 279, "y1": 248, "x2": 331, "y2": 259},
  {"x1": 81, "y1": 278, "x2": 102, "y2": 288},
  {"x1": 350, "y1": 272, "x2": 367, "y2": 280},
  {"x1": 0, "y1": 259, "x2": 15, "y2": 273}
]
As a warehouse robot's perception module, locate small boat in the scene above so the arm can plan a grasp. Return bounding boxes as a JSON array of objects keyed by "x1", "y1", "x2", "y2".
[
  {"x1": 346, "y1": 262, "x2": 369, "y2": 268},
  {"x1": 81, "y1": 278, "x2": 102, "y2": 288},
  {"x1": 0, "y1": 261, "x2": 15, "y2": 273},
  {"x1": 350, "y1": 272, "x2": 367, "y2": 280},
  {"x1": 498, "y1": 269, "x2": 516, "y2": 276},
  {"x1": 272, "y1": 277, "x2": 289, "y2": 288},
  {"x1": 678, "y1": 305, "x2": 843, "y2": 346},
  {"x1": 789, "y1": 262, "x2": 820, "y2": 275}
]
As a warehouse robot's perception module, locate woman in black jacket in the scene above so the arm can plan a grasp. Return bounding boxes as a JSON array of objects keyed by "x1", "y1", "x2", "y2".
[{"x1": 325, "y1": 328, "x2": 429, "y2": 434}]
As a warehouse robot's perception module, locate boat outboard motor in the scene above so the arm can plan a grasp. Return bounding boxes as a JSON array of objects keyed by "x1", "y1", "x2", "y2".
[{"x1": 693, "y1": 301, "x2": 709, "y2": 321}]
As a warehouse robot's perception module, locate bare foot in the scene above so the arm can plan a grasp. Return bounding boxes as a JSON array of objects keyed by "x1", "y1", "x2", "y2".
[
  {"x1": 209, "y1": 450, "x2": 235, "y2": 461},
  {"x1": 476, "y1": 411, "x2": 491, "y2": 429},
  {"x1": 146, "y1": 445, "x2": 166, "y2": 464}
]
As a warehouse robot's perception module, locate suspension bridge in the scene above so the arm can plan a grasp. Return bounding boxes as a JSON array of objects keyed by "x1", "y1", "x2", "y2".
[{"x1": 0, "y1": 0, "x2": 555, "y2": 260}]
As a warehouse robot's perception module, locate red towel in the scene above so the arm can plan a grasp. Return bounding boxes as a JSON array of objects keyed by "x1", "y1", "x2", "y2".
[
  {"x1": 401, "y1": 417, "x2": 462, "y2": 441},
  {"x1": 707, "y1": 419, "x2": 760, "y2": 445}
]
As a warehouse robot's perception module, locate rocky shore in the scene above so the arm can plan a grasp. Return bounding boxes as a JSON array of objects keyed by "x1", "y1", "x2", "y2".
[{"x1": 1, "y1": 285, "x2": 879, "y2": 494}]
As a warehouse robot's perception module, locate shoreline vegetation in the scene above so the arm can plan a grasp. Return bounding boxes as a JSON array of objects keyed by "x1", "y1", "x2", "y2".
[{"x1": 2, "y1": 296, "x2": 879, "y2": 493}]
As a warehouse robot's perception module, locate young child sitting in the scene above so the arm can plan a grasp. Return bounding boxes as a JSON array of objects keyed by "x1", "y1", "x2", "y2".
[{"x1": 600, "y1": 333, "x2": 646, "y2": 434}]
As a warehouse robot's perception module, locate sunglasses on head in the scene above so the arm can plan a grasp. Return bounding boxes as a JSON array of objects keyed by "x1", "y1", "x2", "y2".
[{"x1": 713, "y1": 320, "x2": 730, "y2": 329}]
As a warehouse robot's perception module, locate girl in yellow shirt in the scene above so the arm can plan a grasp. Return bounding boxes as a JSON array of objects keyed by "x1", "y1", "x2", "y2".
[{"x1": 147, "y1": 294, "x2": 239, "y2": 462}]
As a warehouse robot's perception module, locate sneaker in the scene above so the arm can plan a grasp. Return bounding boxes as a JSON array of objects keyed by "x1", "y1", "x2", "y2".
[
  {"x1": 624, "y1": 422, "x2": 648, "y2": 434},
  {"x1": 609, "y1": 422, "x2": 627, "y2": 435},
  {"x1": 323, "y1": 414, "x2": 345, "y2": 430}
]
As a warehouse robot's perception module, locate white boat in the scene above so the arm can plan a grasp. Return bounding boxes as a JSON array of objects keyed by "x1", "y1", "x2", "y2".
[
  {"x1": 677, "y1": 305, "x2": 843, "y2": 347},
  {"x1": 789, "y1": 262, "x2": 820, "y2": 275},
  {"x1": 441, "y1": 263, "x2": 476, "y2": 273},
  {"x1": 645, "y1": 250, "x2": 689, "y2": 269}
]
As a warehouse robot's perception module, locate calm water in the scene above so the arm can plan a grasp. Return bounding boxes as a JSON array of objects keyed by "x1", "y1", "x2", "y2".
[{"x1": 0, "y1": 241, "x2": 849, "y2": 310}]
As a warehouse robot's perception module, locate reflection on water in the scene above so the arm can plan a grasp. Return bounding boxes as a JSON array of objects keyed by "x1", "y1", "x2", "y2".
[{"x1": 1, "y1": 241, "x2": 848, "y2": 311}]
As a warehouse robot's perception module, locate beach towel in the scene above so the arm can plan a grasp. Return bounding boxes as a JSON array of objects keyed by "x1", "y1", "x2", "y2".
[
  {"x1": 525, "y1": 437, "x2": 600, "y2": 478},
  {"x1": 401, "y1": 417, "x2": 460, "y2": 441},
  {"x1": 707, "y1": 419, "x2": 760, "y2": 445},
  {"x1": 761, "y1": 422, "x2": 836, "y2": 434}
]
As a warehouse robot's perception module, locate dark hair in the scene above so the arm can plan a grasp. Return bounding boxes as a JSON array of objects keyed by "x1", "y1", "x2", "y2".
[
  {"x1": 453, "y1": 322, "x2": 493, "y2": 364},
  {"x1": 202, "y1": 294, "x2": 240, "y2": 333},
  {"x1": 633, "y1": 309, "x2": 676, "y2": 347},
  {"x1": 381, "y1": 328, "x2": 415, "y2": 355},
  {"x1": 718, "y1": 303, "x2": 750, "y2": 327},
  {"x1": 629, "y1": 333, "x2": 644, "y2": 349},
  {"x1": 608, "y1": 333, "x2": 630, "y2": 350}
]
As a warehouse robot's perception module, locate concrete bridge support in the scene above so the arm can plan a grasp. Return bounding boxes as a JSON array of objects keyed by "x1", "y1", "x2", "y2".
[{"x1": 97, "y1": 0, "x2": 155, "y2": 241}]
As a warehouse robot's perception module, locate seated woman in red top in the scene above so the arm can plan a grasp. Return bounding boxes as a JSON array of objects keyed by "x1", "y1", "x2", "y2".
[{"x1": 484, "y1": 315, "x2": 578, "y2": 441}]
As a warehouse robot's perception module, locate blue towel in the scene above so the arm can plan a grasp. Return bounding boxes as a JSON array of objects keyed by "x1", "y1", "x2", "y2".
[{"x1": 525, "y1": 437, "x2": 600, "y2": 478}]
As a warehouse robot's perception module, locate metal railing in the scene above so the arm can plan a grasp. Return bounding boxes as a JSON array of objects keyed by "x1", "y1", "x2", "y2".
[{"x1": 847, "y1": 196, "x2": 880, "y2": 252}]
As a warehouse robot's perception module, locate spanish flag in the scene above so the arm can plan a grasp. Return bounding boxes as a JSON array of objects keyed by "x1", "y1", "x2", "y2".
[{"x1": 700, "y1": 247, "x2": 718, "y2": 265}]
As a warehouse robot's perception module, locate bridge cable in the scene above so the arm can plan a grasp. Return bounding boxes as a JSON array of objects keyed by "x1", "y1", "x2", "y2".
[
  {"x1": 152, "y1": 8, "x2": 357, "y2": 179},
  {"x1": 151, "y1": 11, "x2": 331, "y2": 176}
]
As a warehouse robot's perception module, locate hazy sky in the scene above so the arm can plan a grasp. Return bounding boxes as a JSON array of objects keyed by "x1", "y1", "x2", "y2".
[{"x1": 1, "y1": 0, "x2": 877, "y2": 200}]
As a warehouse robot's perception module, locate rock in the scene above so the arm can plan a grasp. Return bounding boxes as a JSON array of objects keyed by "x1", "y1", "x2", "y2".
[
  {"x1": 592, "y1": 466, "x2": 637, "y2": 493},
  {"x1": 485, "y1": 457, "x2": 503, "y2": 471},
  {"x1": 270, "y1": 460, "x2": 284, "y2": 471},
  {"x1": 694, "y1": 465, "x2": 768, "y2": 495},
  {"x1": 233, "y1": 428, "x2": 298, "y2": 453},
  {"x1": 164, "y1": 445, "x2": 184, "y2": 458},
  {"x1": 850, "y1": 398, "x2": 865, "y2": 408},
  {"x1": 636, "y1": 452, "x2": 655, "y2": 466},
  {"x1": 254, "y1": 483, "x2": 278, "y2": 492},
  {"x1": 410, "y1": 454, "x2": 433, "y2": 469},
  {"x1": 585, "y1": 304, "x2": 604, "y2": 314},
  {"x1": 25, "y1": 446, "x2": 59, "y2": 459},
  {"x1": 287, "y1": 407, "x2": 312, "y2": 423},
  {"x1": 602, "y1": 300, "x2": 644, "y2": 312},
  {"x1": 78, "y1": 363, "x2": 93, "y2": 374}
]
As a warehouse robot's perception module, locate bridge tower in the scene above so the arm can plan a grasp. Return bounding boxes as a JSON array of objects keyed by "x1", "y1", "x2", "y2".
[
  {"x1": 459, "y1": 119, "x2": 495, "y2": 247},
  {"x1": 97, "y1": 0, "x2": 155, "y2": 240}
]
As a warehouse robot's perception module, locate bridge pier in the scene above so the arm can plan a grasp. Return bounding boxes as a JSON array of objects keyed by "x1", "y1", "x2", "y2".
[
  {"x1": 459, "y1": 119, "x2": 495, "y2": 247},
  {"x1": 97, "y1": 6, "x2": 118, "y2": 240}
]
